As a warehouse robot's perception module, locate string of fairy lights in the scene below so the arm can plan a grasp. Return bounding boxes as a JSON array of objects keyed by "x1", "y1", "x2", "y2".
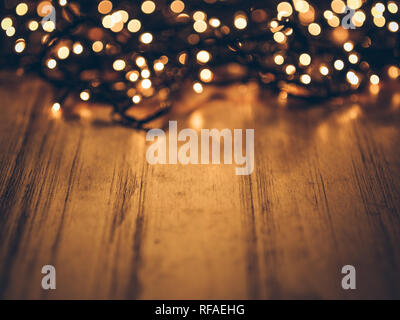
[{"x1": 0, "y1": 0, "x2": 399, "y2": 127}]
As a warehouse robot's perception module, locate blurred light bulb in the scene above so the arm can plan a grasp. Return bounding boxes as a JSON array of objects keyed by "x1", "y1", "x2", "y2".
[
  {"x1": 334, "y1": 60, "x2": 344, "y2": 70},
  {"x1": 274, "y1": 54, "x2": 284, "y2": 65},
  {"x1": 141, "y1": 1, "x2": 156, "y2": 14},
  {"x1": 16, "y1": 3, "x2": 29, "y2": 16},
  {"x1": 200, "y1": 68, "x2": 213, "y2": 82},
  {"x1": 300, "y1": 74, "x2": 311, "y2": 84},
  {"x1": 370, "y1": 74, "x2": 380, "y2": 85},
  {"x1": 170, "y1": 0, "x2": 185, "y2": 13},
  {"x1": 299, "y1": 53, "x2": 311, "y2": 66},
  {"x1": 141, "y1": 79, "x2": 152, "y2": 89},
  {"x1": 80, "y1": 91, "x2": 90, "y2": 101},
  {"x1": 347, "y1": 71, "x2": 359, "y2": 85},
  {"x1": 73, "y1": 43, "x2": 83, "y2": 54},
  {"x1": 193, "y1": 82, "x2": 203, "y2": 93},
  {"x1": 154, "y1": 62, "x2": 164, "y2": 71},
  {"x1": 343, "y1": 42, "x2": 354, "y2": 52},
  {"x1": 113, "y1": 59, "x2": 126, "y2": 71},
  {"x1": 127, "y1": 19, "x2": 141, "y2": 33},
  {"x1": 319, "y1": 65, "x2": 329, "y2": 75},
  {"x1": 136, "y1": 57, "x2": 146, "y2": 67},
  {"x1": 47, "y1": 59, "x2": 57, "y2": 69},
  {"x1": 15, "y1": 39, "x2": 26, "y2": 53},
  {"x1": 234, "y1": 15, "x2": 247, "y2": 29},
  {"x1": 58, "y1": 46, "x2": 70, "y2": 60},
  {"x1": 196, "y1": 50, "x2": 211, "y2": 63},
  {"x1": 285, "y1": 64, "x2": 296, "y2": 75},
  {"x1": 52, "y1": 103, "x2": 61, "y2": 113},
  {"x1": 140, "y1": 33, "x2": 153, "y2": 44},
  {"x1": 28, "y1": 20, "x2": 39, "y2": 31},
  {"x1": 132, "y1": 95, "x2": 141, "y2": 104}
]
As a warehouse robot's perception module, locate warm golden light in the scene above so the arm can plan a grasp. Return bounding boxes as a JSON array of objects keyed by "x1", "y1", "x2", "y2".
[
  {"x1": 347, "y1": 0, "x2": 362, "y2": 10},
  {"x1": 277, "y1": 2, "x2": 293, "y2": 18},
  {"x1": 73, "y1": 43, "x2": 83, "y2": 55},
  {"x1": 352, "y1": 11, "x2": 366, "y2": 27},
  {"x1": 57, "y1": 46, "x2": 70, "y2": 60},
  {"x1": 47, "y1": 59, "x2": 57, "y2": 69},
  {"x1": 285, "y1": 64, "x2": 296, "y2": 75},
  {"x1": 118, "y1": 10, "x2": 129, "y2": 23},
  {"x1": 299, "y1": 53, "x2": 311, "y2": 66},
  {"x1": 200, "y1": 68, "x2": 213, "y2": 82},
  {"x1": 388, "y1": 21, "x2": 399, "y2": 32},
  {"x1": 234, "y1": 15, "x2": 248, "y2": 30},
  {"x1": 346, "y1": 71, "x2": 359, "y2": 85},
  {"x1": 2, "y1": 18, "x2": 13, "y2": 30},
  {"x1": 141, "y1": 79, "x2": 152, "y2": 89},
  {"x1": 370, "y1": 74, "x2": 380, "y2": 85},
  {"x1": 348, "y1": 53, "x2": 358, "y2": 64},
  {"x1": 98, "y1": 1, "x2": 112, "y2": 14},
  {"x1": 331, "y1": 0, "x2": 346, "y2": 13},
  {"x1": 375, "y1": 3, "x2": 385, "y2": 13},
  {"x1": 113, "y1": 59, "x2": 126, "y2": 71},
  {"x1": 15, "y1": 39, "x2": 25, "y2": 53},
  {"x1": 3, "y1": 0, "x2": 397, "y2": 117},
  {"x1": 324, "y1": 10, "x2": 334, "y2": 20},
  {"x1": 136, "y1": 56, "x2": 146, "y2": 67},
  {"x1": 154, "y1": 62, "x2": 164, "y2": 71},
  {"x1": 388, "y1": 66, "x2": 399, "y2": 79},
  {"x1": 6, "y1": 26, "x2": 16, "y2": 37},
  {"x1": 293, "y1": 0, "x2": 310, "y2": 13},
  {"x1": 193, "y1": 82, "x2": 203, "y2": 93},
  {"x1": 193, "y1": 11, "x2": 206, "y2": 21},
  {"x1": 52, "y1": 102, "x2": 61, "y2": 113},
  {"x1": 343, "y1": 42, "x2": 353, "y2": 52},
  {"x1": 127, "y1": 19, "x2": 141, "y2": 33},
  {"x1": 170, "y1": 0, "x2": 185, "y2": 13},
  {"x1": 194, "y1": 20, "x2": 207, "y2": 33},
  {"x1": 141, "y1": 69, "x2": 151, "y2": 78},
  {"x1": 327, "y1": 15, "x2": 340, "y2": 27},
  {"x1": 196, "y1": 50, "x2": 211, "y2": 63},
  {"x1": 373, "y1": 16, "x2": 386, "y2": 27},
  {"x1": 127, "y1": 71, "x2": 139, "y2": 82},
  {"x1": 388, "y1": 2, "x2": 398, "y2": 13},
  {"x1": 178, "y1": 53, "x2": 187, "y2": 65},
  {"x1": 141, "y1": 1, "x2": 156, "y2": 14},
  {"x1": 334, "y1": 59, "x2": 344, "y2": 70},
  {"x1": 80, "y1": 91, "x2": 90, "y2": 101},
  {"x1": 132, "y1": 95, "x2": 141, "y2": 104},
  {"x1": 319, "y1": 65, "x2": 329, "y2": 75},
  {"x1": 42, "y1": 21, "x2": 56, "y2": 32},
  {"x1": 102, "y1": 15, "x2": 112, "y2": 28},
  {"x1": 274, "y1": 54, "x2": 284, "y2": 65},
  {"x1": 308, "y1": 23, "x2": 321, "y2": 36},
  {"x1": 92, "y1": 41, "x2": 104, "y2": 52},
  {"x1": 300, "y1": 74, "x2": 311, "y2": 84},
  {"x1": 16, "y1": 3, "x2": 29, "y2": 16},
  {"x1": 273, "y1": 32, "x2": 286, "y2": 43},
  {"x1": 28, "y1": 20, "x2": 39, "y2": 31},
  {"x1": 140, "y1": 33, "x2": 153, "y2": 44},
  {"x1": 209, "y1": 18, "x2": 221, "y2": 28}
]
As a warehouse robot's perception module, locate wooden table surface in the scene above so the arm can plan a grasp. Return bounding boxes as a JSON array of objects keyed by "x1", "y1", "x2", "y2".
[{"x1": 0, "y1": 73, "x2": 400, "y2": 299}]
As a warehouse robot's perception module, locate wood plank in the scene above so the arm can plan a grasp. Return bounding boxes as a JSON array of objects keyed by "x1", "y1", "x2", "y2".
[{"x1": 0, "y1": 74, "x2": 400, "y2": 299}]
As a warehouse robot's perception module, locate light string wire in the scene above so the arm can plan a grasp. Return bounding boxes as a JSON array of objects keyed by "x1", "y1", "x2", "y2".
[{"x1": 0, "y1": 0, "x2": 399, "y2": 127}]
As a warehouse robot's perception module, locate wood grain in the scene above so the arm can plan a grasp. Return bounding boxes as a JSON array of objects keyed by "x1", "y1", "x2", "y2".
[{"x1": 0, "y1": 73, "x2": 400, "y2": 299}]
